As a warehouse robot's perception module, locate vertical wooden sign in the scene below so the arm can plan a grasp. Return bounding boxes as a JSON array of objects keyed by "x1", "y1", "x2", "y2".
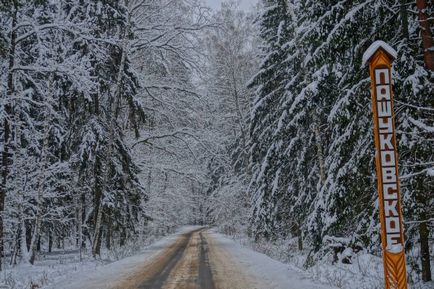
[{"x1": 363, "y1": 41, "x2": 408, "y2": 289}]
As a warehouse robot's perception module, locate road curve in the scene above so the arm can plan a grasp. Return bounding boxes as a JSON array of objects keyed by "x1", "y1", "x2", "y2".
[{"x1": 112, "y1": 228, "x2": 259, "y2": 289}]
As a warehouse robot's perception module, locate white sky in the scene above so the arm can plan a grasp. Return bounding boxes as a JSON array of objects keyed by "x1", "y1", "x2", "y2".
[{"x1": 205, "y1": 0, "x2": 258, "y2": 10}]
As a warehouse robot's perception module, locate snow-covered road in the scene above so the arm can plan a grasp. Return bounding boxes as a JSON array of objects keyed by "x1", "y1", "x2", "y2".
[{"x1": 49, "y1": 227, "x2": 335, "y2": 289}]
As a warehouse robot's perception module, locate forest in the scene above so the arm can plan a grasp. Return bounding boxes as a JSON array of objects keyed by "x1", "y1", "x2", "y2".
[{"x1": 0, "y1": 0, "x2": 432, "y2": 288}]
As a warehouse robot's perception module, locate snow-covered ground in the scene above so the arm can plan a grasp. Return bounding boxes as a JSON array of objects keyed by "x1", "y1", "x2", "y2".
[
  {"x1": 3, "y1": 226, "x2": 431, "y2": 289},
  {"x1": 218, "y1": 230, "x2": 434, "y2": 289},
  {"x1": 2, "y1": 226, "x2": 334, "y2": 289},
  {"x1": 213, "y1": 231, "x2": 382, "y2": 289},
  {"x1": 50, "y1": 227, "x2": 337, "y2": 289},
  {"x1": 44, "y1": 226, "x2": 335, "y2": 289},
  {"x1": 0, "y1": 226, "x2": 201, "y2": 289},
  {"x1": 209, "y1": 230, "x2": 335, "y2": 289},
  {"x1": 46, "y1": 226, "x2": 203, "y2": 289},
  {"x1": 47, "y1": 226, "x2": 336, "y2": 289}
]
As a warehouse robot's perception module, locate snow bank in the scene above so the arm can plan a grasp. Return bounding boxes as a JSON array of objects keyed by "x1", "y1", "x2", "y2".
[
  {"x1": 212, "y1": 229, "x2": 391, "y2": 289},
  {"x1": 209, "y1": 230, "x2": 335, "y2": 289}
]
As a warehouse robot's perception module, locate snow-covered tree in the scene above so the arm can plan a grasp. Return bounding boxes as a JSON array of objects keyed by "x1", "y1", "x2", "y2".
[
  {"x1": 247, "y1": 0, "x2": 295, "y2": 241},
  {"x1": 245, "y1": 0, "x2": 433, "y2": 283},
  {"x1": 200, "y1": 1, "x2": 258, "y2": 234},
  {"x1": 0, "y1": 0, "x2": 212, "y2": 266}
]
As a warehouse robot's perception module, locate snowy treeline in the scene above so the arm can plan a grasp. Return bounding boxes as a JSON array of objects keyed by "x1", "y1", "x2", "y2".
[
  {"x1": 0, "y1": 0, "x2": 433, "y2": 287},
  {"x1": 0, "y1": 0, "x2": 213, "y2": 269},
  {"x1": 212, "y1": 0, "x2": 432, "y2": 285},
  {"x1": 200, "y1": 2, "x2": 259, "y2": 235}
]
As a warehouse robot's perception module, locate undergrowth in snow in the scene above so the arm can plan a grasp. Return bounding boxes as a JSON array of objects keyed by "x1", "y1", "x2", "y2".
[
  {"x1": 219, "y1": 228, "x2": 433, "y2": 289},
  {"x1": 0, "y1": 227, "x2": 179, "y2": 289}
]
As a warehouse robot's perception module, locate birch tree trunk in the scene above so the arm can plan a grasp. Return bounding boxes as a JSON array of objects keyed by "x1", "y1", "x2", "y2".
[
  {"x1": 231, "y1": 68, "x2": 246, "y2": 147},
  {"x1": 20, "y1": 213, "x2": 30, "y2": 264}
]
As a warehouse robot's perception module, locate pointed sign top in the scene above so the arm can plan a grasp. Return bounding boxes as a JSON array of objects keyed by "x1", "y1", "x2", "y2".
[{"x1": 362, "y1": 40, "x2": 397, "y2": 67}]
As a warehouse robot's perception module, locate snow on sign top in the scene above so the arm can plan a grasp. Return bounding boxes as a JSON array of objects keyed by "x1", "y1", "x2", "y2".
[{"x1": 362, "y1": 40, "x2": 397, "y2": 66}]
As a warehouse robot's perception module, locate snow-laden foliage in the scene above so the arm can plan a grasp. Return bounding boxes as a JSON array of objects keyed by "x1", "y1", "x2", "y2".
[
  {"x1": 246, "y1": 0, "x2": 433, "y2": 285},
  {"x1": 0, "y1": 0, "x2": 432, "y2": 286},
  {"x1": 199, "y1": 1, "x2": 258, "y2": 235},
  {"x1": 0, "y1": 0, "x2": 212, "y2": 266}
]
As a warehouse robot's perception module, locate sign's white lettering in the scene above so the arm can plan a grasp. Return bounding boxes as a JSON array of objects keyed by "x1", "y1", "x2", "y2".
[
  {"x1": 386, "y1": 233, "x2": 401, "y2": 247},
  {"x1": 383, "y1": 183, "x2": 398, "y2": 199},
  {"x1": 379, "y1": 118, "x2": 393, "y2": 133},
  {"x1": 380, "y1": 151, "x2": 395, "y2": 167},
  {"x1": 379, "y1": 134, "x2": 393, "y2": 150},
  {"x1": 375, "y1": 69, "x2": 390, "y2": 84},
  {"x1": 374, "y1": 67, "x2": 403, "y2": 252}
]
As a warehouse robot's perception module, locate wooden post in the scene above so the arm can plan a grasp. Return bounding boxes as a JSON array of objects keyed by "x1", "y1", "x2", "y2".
[{"x1": 363, "y1": 41, "x2": 408, "y2": 289}]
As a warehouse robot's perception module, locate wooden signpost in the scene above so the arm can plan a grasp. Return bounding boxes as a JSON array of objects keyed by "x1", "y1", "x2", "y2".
[{"x1": 363, "y1": 41, "x2": 408, "y2": 289}]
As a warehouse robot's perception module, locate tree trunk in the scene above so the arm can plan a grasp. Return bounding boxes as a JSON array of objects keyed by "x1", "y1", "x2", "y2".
[
  {"x1": 92, "y1": 221, "x2": 103, "y2": 257},
  {"x1": 92, "y1": 196, "x2": 103, "y2": 258},
  {"x1": 92, "y1": 140, "x2": 103, "y2": 258},
  {"x1": 231, "y1": 68, "x2": 247, "y2": 148},
  {"x1": 91, "y1": 137, "x2": 104, "y2": 257},
  {"x1": 36, "y1": 235, "x2": 41, "y2": 252},
  {"x1": 419, "y1": 219, "x2": 432, "y2": 282},
  {"x1": 29, "y1": 208, "x2": 42, "y2": 264},
  {"x1": 81, "y1": 192, "x2": 86, "y2": 250},
  {"x1": 56, "y1": 234, "x2": 61, "y2": 249},
  {"x1": 77, "y1": 194, "x2": 83, "y2": 261},
  {"x1": 313, "y1": 117, "x2": 326, "y2": 185},
  {"x1": 415, "y1": 166, "x2": 432, "y2": 283},
  {"x1": 105, "y1": 211, "x2": 112, "y2": 250},
  {"x1": 48, "y1": 228, "x2": 53, "y2": 253},
  {"x1": 10, "y1": 227, "x2": 20, "y2": 266},
  {"x1": 20, "y1": 211, "x2": 30, "y2": 264},
  {"x1": 400, "y1": 0, "x2": 409, "y2": 40},
  {"x1": 416, "y1": 0, "x2": 434, "y2": 70},
  {"x1": 0, "y1": 4, "x2": 18, "y2": 271},
  {"x1": 25, "y1": 222, "x2": 31, "y2": 252},
  {"x1": 297, "y1": 223, "x2": 303, "y2": 251}
]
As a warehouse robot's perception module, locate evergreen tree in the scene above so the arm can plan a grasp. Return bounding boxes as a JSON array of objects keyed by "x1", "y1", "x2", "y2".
[
  {"x1": 246, "y1": 0, "x2": 433, "y2": 283},
  {"x1": 248, "y1": 0, "x2": 294, "y2": 240}
]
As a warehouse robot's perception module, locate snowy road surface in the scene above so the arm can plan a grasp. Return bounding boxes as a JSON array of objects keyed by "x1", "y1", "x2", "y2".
[{"x1": 50, "y1": 227, "x2": 334, "y2": 289}]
